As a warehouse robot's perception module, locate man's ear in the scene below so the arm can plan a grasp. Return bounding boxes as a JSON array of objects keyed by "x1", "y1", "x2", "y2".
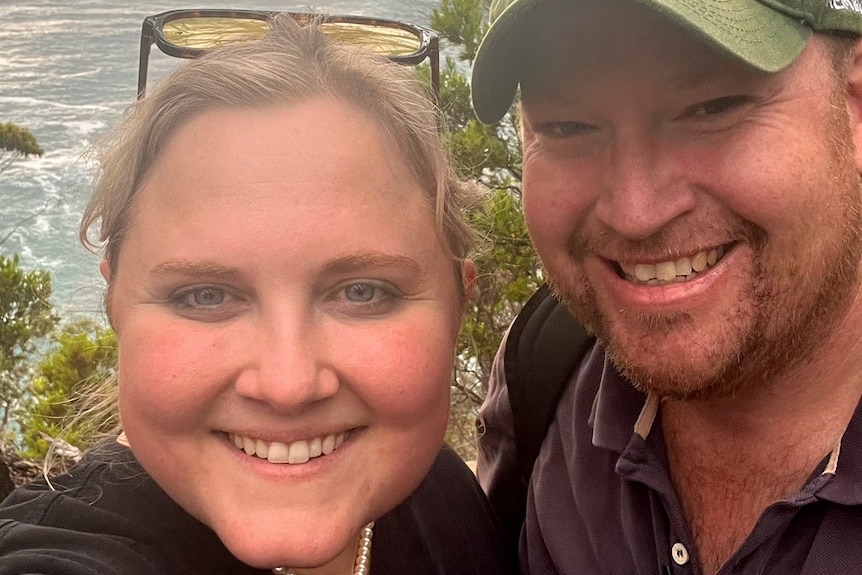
[{"x1": 845, "y1": 38, "x2": 862, "y2": 168}]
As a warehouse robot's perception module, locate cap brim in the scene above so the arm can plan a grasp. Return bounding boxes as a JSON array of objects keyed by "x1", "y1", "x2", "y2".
[
  {"x1": 472, "y1": 0, "x2": 547, "y2": 124},
  {"x1": 471, "y1": 0, "x2": 812, "y2": 125}
]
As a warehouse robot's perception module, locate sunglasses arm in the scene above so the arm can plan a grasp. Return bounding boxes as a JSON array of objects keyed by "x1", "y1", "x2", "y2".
[
  {"x1": 429, "y1": 37, "x2": 440, "y2": 107},
  {"x1": 137, "y1": 21, "x2": 156, "y2": 100}
]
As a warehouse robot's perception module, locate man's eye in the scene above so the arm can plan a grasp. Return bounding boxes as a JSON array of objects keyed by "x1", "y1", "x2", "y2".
[
  {"x1": 685, "y1": 95, "x2": 750, "y2": 118},
  {"x1": 541, "y1": 122, "x2": 598, "y2": 138}
]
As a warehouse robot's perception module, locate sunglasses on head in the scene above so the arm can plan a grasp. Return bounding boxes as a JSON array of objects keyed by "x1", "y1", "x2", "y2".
[{"x1": 137, "y1": 9, "x2": 440, "y2": 102}]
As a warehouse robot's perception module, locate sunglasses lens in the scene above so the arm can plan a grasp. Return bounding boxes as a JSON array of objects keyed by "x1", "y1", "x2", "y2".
[
  {"x1": 319, "y1": 22, "x2": 423, "y2": 57},
  {"x1": 160, "y1": 16, "x2": 424, "y2": 57},
  {"x1": 162, "y1": 17, "x2": 270, "y2": 49}
]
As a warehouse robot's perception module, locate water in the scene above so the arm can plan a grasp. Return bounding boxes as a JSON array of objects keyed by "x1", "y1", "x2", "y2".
[{"x1": 0, "y1": 0, "x2": 439, "y2": 322}]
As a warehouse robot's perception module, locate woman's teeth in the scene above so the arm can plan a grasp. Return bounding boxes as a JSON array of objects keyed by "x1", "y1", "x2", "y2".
[
  {"x1": 228, "y1": 432, "x2": 346, "y2": 464},
  {"x1": 619, "y1": 246, "x2": 726, "y2": 285}
]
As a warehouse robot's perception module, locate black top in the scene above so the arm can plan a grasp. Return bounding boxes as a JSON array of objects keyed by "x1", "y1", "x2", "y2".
[{"x1": 0, "y1": 442, "x2": 516, "y2": 575}]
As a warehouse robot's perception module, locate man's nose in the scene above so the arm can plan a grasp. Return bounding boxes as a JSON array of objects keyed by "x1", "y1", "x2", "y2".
[
  {"x1": 594, "y1": 130, "x2": 696, "y2": 240},
  {"x1": 234, "y1": 312, "x2": 339, "y2": 412}
]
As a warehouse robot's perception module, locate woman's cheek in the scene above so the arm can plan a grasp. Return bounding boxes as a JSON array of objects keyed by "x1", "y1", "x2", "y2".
[
  {"x1": 118, "y1": 325, "x2": 225, "y2": 429},
  {"x1": 355, "y1": 323, "x2": 455, "y2": 424}
]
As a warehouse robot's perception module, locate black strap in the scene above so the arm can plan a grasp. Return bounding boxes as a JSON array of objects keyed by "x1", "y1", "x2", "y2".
[
  {"x1": 505, "y1": 284, "x2": 593, "y2": 479},
  {"x1": 494, "y1": 284, "x2": 593, "y2": 548}
]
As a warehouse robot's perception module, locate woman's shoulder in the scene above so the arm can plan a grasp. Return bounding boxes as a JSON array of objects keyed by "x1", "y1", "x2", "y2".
[
  {"x1": 0, "y1": 442, "x2": 170, "y2": 574},
  {"x1": 0, "y1": 441, "x2": 262, "y2": 575},
  {"x1": 2, "y1": 442, "x2": 128, "y2": 513}
]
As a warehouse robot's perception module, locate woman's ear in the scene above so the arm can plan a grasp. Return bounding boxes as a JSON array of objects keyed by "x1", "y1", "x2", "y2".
[
  {"x1": 461, "y1": 259, "x2": 477, "y2": 306},
  {"x1": 100, "y1": 258, "x2": 115, "y2": 328},
  {"x1": 100, "y1": 258, "x2": 112, "y2": 282}
]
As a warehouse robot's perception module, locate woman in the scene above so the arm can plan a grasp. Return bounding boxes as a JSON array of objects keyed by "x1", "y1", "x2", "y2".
[{"x1": 0, "y1": 15, "x2": 514, "y2": 575}]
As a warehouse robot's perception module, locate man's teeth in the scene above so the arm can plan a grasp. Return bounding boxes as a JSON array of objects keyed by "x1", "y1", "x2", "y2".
[
  {"x1": 619, "y1": 246, "x2": 725, "y2": 285},
  {"x1": 228, "y1": 432, "x2": 346, "y2": 464}
]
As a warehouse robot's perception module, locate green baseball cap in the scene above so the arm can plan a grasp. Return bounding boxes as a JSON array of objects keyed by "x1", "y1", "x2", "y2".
[{"x1": 471, "y1": 0, "x2": 862, "y2": 124}]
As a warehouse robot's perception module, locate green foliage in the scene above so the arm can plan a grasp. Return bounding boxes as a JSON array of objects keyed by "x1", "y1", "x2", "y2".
[
  {"x1": 0, "y1": 254, "x2": 58, "y2": 445},
  {"x1": 19, "y1": 320, "x2": 117, "y2": 458},
  {"x1": 431, "y1": 0, "x2": 488, "y2": 62},
  {"x1": 446, "y1": 116, "x2": 518, "y2": 181},
  {"x1": 0, "y1": 122, "x2": 51, "y2": 247},
  {"x1": 0, "y1": 122, "x2": 43, "y2": 175},
  {"x1": 466, "y1": 188, "x2": 542, "y2": 364},
  {"x1": 452, "y1": 188, "x2": 541, "y2": 447},
  {"x1": 433, "y1": 0, "x2": 539, "y2": 460}
]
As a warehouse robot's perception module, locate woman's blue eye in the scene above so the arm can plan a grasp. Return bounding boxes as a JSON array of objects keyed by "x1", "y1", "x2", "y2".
[
  {"x1": 168, "y1": 286, "x2": 234, "y2": 318},
  {"x1": 344, "y1": 283, "x2": 376, "y2": 303},
  {"x1": 191, "y1": 287, "x2": 224, "y2": 306}
]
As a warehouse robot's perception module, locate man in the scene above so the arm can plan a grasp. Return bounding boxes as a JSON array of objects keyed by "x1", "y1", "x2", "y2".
[{"x1": 471, "y1": 0, "x2": 862, "y2": 574}]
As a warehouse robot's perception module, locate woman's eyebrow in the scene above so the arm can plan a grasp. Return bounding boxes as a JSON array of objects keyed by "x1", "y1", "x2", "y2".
[
  {"x1": 150, "y1": 255, "x2": 423, "y2": 278},
  {"x1": 320, "y1": 253, "x2": 422, "y2": 276},
  {"x1": 150, "y1": 260, "x2": 241, "y2": 279}
]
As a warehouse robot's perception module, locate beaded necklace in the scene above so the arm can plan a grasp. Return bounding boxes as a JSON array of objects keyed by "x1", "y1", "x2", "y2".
[{"x1": 272, "y1": 522, "x2": 374, "y2": 575}]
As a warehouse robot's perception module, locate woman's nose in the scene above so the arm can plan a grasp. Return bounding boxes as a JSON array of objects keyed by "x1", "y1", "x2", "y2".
[{"x1": 233, "y1": 313, "x2": 340, "y2": 412}]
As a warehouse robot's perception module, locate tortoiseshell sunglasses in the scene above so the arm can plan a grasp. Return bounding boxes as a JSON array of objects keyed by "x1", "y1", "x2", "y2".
[{"x1": 137, "y1": 9, "x2": 440, "y2": 102}]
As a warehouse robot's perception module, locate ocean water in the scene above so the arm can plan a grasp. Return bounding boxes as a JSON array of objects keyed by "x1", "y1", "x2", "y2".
[{"x1": 0, "y1": 0, "x2": 439, "y2": 322}]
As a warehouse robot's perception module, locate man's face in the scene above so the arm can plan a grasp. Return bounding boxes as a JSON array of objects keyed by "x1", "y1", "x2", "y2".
[{"x1": 519, "y1": 0, "x2": 862, "y2": 399}]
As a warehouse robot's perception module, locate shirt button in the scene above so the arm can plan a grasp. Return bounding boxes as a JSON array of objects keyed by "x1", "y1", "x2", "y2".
[{"x1": 671, "y1": 543, "x2": 690, "y2": 565}]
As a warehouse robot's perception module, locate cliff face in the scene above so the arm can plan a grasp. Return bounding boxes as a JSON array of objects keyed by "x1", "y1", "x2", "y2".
[
  {"x1": 0, "y1": 449, "x2": 54, "y2": 501},
  {"x1": 0, "y1": 436, "x2": 86, "y2": 500},
  {"x1": 0, "y1": 454, "x2": 14, "y2": 501},
  {"x1": 1, "y1": 449, "x2": 34, "y2": 501}
]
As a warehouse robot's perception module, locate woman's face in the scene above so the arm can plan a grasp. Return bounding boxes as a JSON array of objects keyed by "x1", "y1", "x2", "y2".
[{"x1": 104, "y1": 98, "x2": 471, "y2": 570}]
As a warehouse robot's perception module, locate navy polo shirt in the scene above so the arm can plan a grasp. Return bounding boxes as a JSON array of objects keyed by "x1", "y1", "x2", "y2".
[{"x1": 479, "y1": 341, "x2": 862, "y2": 575}]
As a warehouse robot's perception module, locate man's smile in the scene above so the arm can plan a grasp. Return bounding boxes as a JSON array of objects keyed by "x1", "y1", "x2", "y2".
[{"x1": 615, "y1": 244, "x2": 731, "y2": 286}]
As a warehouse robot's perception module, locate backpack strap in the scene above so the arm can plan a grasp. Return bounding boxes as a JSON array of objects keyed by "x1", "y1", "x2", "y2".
[
  {"x1": 505, "y1": 284, "x2": 594, "y2": 480},
  {"x1": 493, "y1": 284, "x2": 593, "y2": 548}
]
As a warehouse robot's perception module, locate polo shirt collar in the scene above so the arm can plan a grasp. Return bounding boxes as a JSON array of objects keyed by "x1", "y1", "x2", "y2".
[
  {"x1": 587, "y1": 344, "x2": 862, "y2": 505},
  {"x1": 588, "y1": 347, "x2": 654, "y2": 454},
  {"x1": 814, "y1": 398, "x2": 862, "y2": 505}
]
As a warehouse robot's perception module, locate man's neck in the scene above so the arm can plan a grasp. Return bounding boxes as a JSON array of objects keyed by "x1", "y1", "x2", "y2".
[{"x1": 660, "y1": 298, "x2": 862, "y2": 575}]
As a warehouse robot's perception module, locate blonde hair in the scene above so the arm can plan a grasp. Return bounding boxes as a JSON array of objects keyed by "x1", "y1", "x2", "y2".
[{"x1": 81, "y1": 14, "x2": 477, "y2": 275}]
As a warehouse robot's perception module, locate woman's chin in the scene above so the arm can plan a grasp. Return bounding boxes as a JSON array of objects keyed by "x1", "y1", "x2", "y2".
[{"x1": 216, "y1": 520, "x2": 362, "y2": 571}]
